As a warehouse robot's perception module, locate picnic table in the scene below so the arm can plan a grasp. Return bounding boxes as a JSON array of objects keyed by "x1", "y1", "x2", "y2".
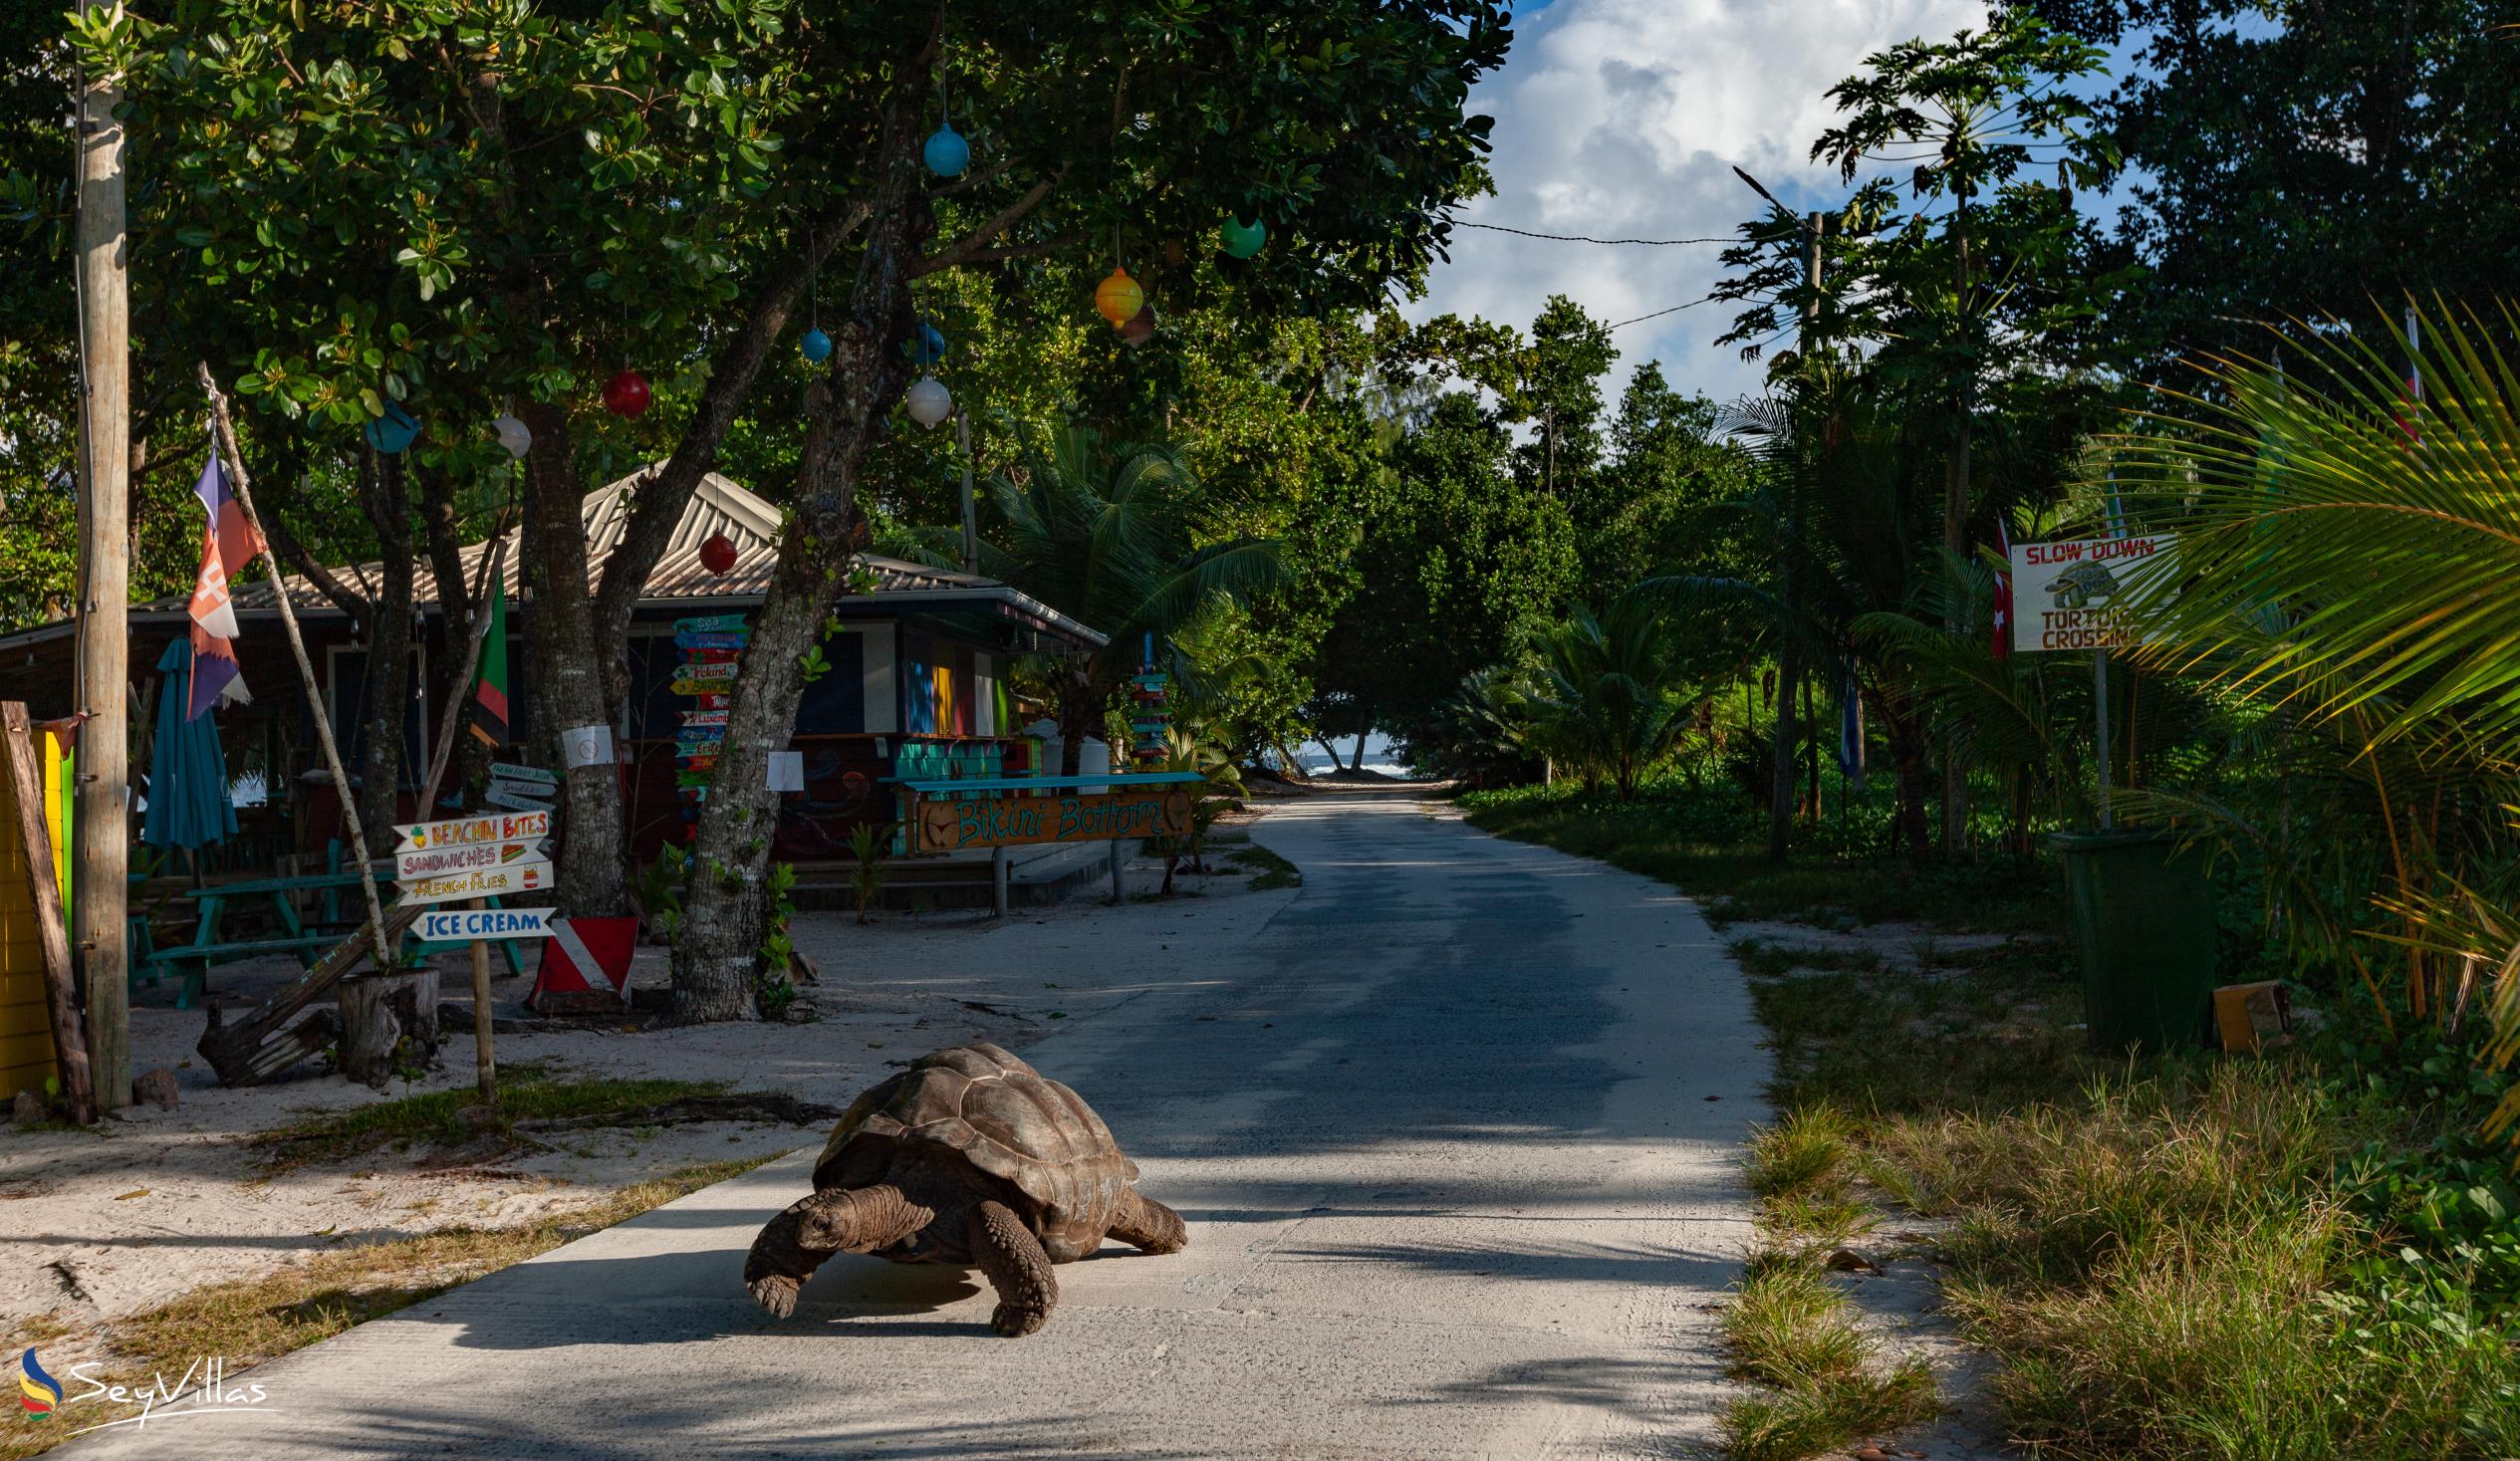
[{"x1": 142, "y1": 869, "x2": 533, "y2": 1009}]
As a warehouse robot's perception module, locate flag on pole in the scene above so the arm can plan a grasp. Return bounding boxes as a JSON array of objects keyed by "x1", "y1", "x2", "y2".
[
  {"x1": 468, "y1": 569, "x2": 510, "y2": 746},
  {"x1": 183, "y1": 440, "x2": 261, "y2": 720},
  {"x1": 1991, "y1": 518, "x2": 2013, "y2": 660}
]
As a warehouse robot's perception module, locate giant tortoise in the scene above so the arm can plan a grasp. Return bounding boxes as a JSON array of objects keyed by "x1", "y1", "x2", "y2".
[{"x1": 742, "y1": 1043, "x2": 1186, "y2": 1337}]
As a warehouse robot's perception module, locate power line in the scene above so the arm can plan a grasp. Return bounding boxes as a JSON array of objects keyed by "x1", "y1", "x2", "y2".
[
  {"x1": 1452, "y1": 221, "x2": 1735, "y2": 246},
  {"x1": 1609, "y1": 295, "x2": 1720, "y2": 331}
]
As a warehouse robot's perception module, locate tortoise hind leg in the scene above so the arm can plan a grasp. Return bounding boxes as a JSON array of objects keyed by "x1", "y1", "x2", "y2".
[
  {"x1": 744, "y1": 1184, "x2": 933, "y2": 1318},
  {"x1": 1110, "y1": 1189, "x2": 1187, "y2": 1254},
  {"x1": 970, "y1": 1200, "x2": 1057, "y2": 1338}
]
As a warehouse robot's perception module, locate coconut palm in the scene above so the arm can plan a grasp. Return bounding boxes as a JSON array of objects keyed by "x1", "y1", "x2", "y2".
[
  {"x1": 2111, "y1": 300, "x2": 2520, "y2": 1127},
  {"x1": 983, "y1": 426, "x2": 1284, "y2": 774},
  {"x1": 1519, "y1": 594, "x2": 1694, "y2": 801}
]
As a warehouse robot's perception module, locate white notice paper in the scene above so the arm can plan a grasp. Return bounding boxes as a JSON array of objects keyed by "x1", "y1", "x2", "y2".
[
  {"x1": 767, "y1": 751, "x2": 804, "y2": 793},
  {"x1": 562, "y1": 724, "x2": 616, "y2": 770}
]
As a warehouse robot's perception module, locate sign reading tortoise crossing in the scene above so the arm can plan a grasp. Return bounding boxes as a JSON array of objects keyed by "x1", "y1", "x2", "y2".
[
  {"x1": 913, "y1": 788, "x2": 1192, "y2": 854},
  {"x1": 2006, "y1": 533, "x2": 2177, "y2": 654}
]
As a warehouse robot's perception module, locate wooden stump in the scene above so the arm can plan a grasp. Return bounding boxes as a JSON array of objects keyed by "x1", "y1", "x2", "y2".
[{"x1": 337, "y1": 966, "x2": 441, "y2": 1088}]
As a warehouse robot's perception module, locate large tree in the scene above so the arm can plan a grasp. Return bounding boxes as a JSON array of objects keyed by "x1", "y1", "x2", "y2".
[
  {"x1": 658, "y1": 1, "x2": 1512, "y2": 1018},
  {"x1": 2035, "y1": 0, "x2": 2520, "y2": 382}
]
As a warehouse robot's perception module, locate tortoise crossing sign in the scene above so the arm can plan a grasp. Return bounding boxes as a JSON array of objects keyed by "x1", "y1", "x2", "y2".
[{"x1": 2006, "y1": 534, "x2": 2177, "y2": 653}]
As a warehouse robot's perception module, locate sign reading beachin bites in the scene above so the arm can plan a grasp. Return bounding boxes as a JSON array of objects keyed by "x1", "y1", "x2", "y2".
[
  {"x1": 394, "y1": 809, "x2": 551, "y2": 852},
  {"x1": 2006, "y1": 534, "x2": 2177, "y2": 654}
]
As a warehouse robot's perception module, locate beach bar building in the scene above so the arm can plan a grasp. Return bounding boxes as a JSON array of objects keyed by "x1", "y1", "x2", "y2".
[{"x1": 0, "y1": 468, "x2": 1106, "y2": 869}]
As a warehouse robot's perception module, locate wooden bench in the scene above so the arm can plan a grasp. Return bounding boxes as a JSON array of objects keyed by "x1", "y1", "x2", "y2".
[{"x1": 145, "y1": 935, "x2": 339, "y2": 1010}]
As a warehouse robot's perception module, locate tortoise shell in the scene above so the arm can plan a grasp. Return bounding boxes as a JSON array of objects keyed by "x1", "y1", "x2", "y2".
[{"x1": 813, "y1": 1043, "x2": 1137, "y2": 1260}]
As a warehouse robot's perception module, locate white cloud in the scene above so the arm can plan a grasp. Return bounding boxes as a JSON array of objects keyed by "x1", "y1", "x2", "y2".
[{"x1": 1413, "y1": 0, "x2": 1990, "y2": 405}]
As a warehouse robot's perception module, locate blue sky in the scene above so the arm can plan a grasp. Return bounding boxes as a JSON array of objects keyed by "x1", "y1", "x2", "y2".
[{"x1": 1412, "y1": 0, "x2": 1994, "y2": 403}]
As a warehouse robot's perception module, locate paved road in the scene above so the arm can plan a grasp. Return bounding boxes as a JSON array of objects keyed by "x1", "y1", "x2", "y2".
[{"x1": 63, "y1": 792, "x2": 1766, "y2": 1460}]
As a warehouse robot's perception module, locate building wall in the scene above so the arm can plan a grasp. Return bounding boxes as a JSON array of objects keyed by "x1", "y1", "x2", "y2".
[{"x1": 0, "y1": 735, "x2": 58, "y2": 1101}]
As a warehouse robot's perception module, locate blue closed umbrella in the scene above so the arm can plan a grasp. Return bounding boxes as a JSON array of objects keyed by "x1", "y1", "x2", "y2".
[{"x1": 143, "y1": 639, "x2": 239, "y2": 852}]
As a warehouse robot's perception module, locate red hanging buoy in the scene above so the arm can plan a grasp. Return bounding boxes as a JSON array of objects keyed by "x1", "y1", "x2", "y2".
[
  {"x1": 603, "y1": 369, "x2": 651, "y2": 418},
  {"x1": 698, "y1": 533, "x2": 737, "y2": 576}
]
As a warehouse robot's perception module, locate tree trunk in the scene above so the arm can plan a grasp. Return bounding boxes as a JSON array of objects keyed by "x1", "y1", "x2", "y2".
[
  {"x1": 671, "y1": 63, "x2": 937, "y2": 1021},
  {"x1": 356, "y1": 452, "x2": 415, "y2": 858},
  {"x1": 1941, "y1": 192, "x2": 1975, "y2": 860},
  {"x1": 519, "y1": 403, "x2": 629, "y2": 918},
  {"x1": 1767, "y1": 648, "x2": 1798, "y2": 862},
  {"x1": 337, "y1": 965, "x2": 440, "y2": 1089},
  {"x1": 1350, "y1": 729, "x2": 1368, "y2": 772},
  {"x1": 413, "y1": 460, "x2": 485, "y2": 808}
]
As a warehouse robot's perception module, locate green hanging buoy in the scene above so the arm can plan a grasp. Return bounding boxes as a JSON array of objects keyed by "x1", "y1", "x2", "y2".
[{"x1": 1220, "y1": 215, "x2": 1266, "y2": 260}]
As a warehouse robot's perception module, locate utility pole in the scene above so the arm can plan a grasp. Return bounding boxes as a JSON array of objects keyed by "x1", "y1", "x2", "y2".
[
  {"x1": 72, "y1": 8, "x2": 132, "y2": 1110},
  {"x1": 1766, "y1": 210, "x2": 1822, "y2": 862}
]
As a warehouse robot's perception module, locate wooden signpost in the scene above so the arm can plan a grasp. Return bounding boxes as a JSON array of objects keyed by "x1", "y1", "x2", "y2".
[{"x1": 910, "y1": 786, "x2": 1193, "y2": 855}]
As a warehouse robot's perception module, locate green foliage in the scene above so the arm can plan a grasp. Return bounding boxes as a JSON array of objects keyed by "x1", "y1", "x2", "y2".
[
  {"x1": 846, "y1": 821, "x2": 892, "y2": 926},
  {"x1": 636, "y1": 845, "x2": 691, "y2": 940},
  {"x1": 754, "y1": 859, "x2": 800, "y2": 1017}
]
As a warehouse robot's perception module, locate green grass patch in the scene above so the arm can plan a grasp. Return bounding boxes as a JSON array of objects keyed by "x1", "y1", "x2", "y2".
[
  {"x1": 1719, "y1": 1255, "x2": 1939, "y2": 1461},
  {"x1": 257, "y1": 1068, "x2": 732, "y2": 1172},
  {"x1": 1472, "y1": 776, "x2": 2520, "y2": 1460},
  {"x1": 1227, "y1": 843, "x2": 1302, "y2": 890}
]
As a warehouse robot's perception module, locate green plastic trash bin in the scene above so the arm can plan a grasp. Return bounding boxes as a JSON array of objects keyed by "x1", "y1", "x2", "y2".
[{"x1": 2051, "y1": 828, "x2": 2218, "y2": 1054}]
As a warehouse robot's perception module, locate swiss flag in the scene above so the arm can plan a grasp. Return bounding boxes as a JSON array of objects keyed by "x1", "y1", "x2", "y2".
[{"x1": 531, "y1": 916, "x2": 637, "y2": 1013}]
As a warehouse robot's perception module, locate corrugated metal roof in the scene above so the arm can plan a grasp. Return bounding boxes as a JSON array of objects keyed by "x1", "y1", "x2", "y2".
[{"x1": 22, "y1": 466, "x2": 1102, "y2": 649}]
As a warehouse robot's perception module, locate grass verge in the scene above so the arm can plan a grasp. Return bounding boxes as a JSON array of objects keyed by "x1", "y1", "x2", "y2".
[
  {"x1": 2, "y1": 1157, "x2": 771, "y2": 1461},
  {"x1": 1468, "y1": 784, "x2": 2520, "y2": 1461},
  {"x1": 256, "y1": 1068, "x2": 732, "y2": 1172}
]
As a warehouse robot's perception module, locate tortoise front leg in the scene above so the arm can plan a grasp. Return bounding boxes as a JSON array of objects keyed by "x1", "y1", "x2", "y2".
[
  {"x1": 969, "y1": 1200, "x2": 1058, "y2": 1338},
  {"x1": 744, "y1": 1184, "x2": 933, "y2": 1318},
  {"x1": 1109, "y1": 1189, "x2": 1187, "y2": 1254}
]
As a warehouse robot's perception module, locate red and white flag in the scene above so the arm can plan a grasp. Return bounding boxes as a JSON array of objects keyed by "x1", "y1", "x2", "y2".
[
  {"x1": 184, "y1": 441, "x2": 263, "y2": 719},
  {"x1": 531, "y1": 915, "x2": 637, "y2": 1012}
]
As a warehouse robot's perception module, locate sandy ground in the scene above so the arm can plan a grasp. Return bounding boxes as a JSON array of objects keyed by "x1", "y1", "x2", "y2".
[{"x1": 1, "y1": 833, "x2": 1287, "y2": 1334}]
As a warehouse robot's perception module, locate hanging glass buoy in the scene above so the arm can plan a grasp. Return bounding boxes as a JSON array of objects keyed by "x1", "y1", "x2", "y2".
[
  {"x1": 800, "y1": 328, "x2": 833, "y2": 364},
  {"x1": 924, "y1": 122, "x2": 969, "y2": 178},
  {"x1": 905, "y1": 374, "x2": 953, "y2": 427},
  {"x1": 1094, "y1": 267, "x2": 1143, "y2": 328},
  {"x1": 603, "y1": 369, "x2": 651, "y2": 418},
  {"x1": 364, "y1": 400, "x2": 420, "y2": 455},
  {"x1": 1220, "y1": 215, "x2": 1267, "y2": 259}
]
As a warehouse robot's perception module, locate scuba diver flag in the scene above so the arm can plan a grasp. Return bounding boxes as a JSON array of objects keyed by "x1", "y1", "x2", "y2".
[
  {"x1": 469, "y1": 571, "x2": 510, "y2": 747},
  {"x1": 184, "y1": 440, "x2": 261, "y2": 720}
]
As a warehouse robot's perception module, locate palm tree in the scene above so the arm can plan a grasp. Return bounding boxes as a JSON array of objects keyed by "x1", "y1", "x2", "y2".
[
  {"x1": 983, "y1": 426, "x2": 1283, "y2": 774},
  {"x1": 1521, "y1": 594, "x2": 1694, "y2": 801},
  {"x1": 2112, "y1": 300, "x2": 2520, "y2": 1128}
]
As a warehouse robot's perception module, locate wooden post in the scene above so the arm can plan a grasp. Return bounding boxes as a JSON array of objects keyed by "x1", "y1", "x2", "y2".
[
  {"x1": 1108, "y1": 837, "x2": 1125, "y2": 904},
  {"x1": 468, "y1": 899, "x2": 496, "y2": 1102},
  {"x1": 991, "y1": 844, "x2": 1009, "y2": 918},
  {"x1": 3, "y1": 704, "x2": 95, "y2": 1123},
  {"x1": 196, "y1": 365, "x2": 393, "y2": 972},
  {"x1": 72, "y1": 9, "x2": 131, "y2": 1110}
]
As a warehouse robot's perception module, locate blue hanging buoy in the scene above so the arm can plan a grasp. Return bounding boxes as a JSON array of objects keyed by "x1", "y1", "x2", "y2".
[
  {"x1": 800, "y1": 327, "x2": 833, "y2": 364},
  {"x1": 923, "y1": 123, "x2": 969, "y2": 178},
  {"x1": 904, "y1": 322, "x2": 946, "y2": 365},
  {"x1": 363, "y1": 399, "x2": 420, "y2": 455}
]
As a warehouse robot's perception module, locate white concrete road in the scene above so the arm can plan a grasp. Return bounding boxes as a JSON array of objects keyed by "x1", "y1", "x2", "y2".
[{"x1": 60, "y1": 792, "x2": 1767, "y2": 1461}]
